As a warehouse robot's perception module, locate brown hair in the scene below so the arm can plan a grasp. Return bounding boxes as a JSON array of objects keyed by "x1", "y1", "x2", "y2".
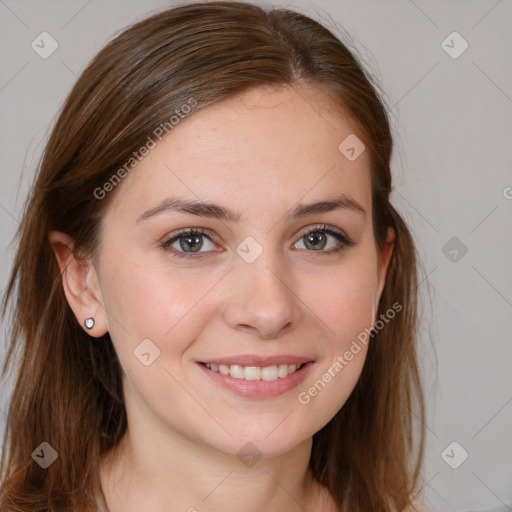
[{"x1": 0, "y1": 1, "x2": 425, "y2": 510}]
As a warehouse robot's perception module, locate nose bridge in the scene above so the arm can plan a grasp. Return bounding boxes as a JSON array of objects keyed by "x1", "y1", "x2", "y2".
[{"x1": 223, "y1": 241, "x2": 300, "y2": 338}]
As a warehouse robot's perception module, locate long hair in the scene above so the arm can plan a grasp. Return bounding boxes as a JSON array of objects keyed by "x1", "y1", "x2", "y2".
[{"x1": 0, "y1": 2, "x2": 425, "y2": 510}]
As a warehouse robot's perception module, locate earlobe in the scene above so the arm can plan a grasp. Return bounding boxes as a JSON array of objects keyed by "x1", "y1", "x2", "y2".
[{"x1": 48, "y1": 231, "x2": 108, "y2": 337}]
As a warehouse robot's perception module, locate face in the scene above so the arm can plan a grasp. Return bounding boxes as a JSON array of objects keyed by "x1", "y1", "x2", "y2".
[{"x1": 90, "y1": 85, "x2": 393, "y2": 459}]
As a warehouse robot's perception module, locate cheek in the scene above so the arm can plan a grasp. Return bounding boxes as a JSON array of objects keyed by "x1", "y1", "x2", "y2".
[
  {"x1": 98, "y1": 258, "x2": 219, "y2": 422},
  {"x1": 305, "y1": 253, "x2": 379, "y2": 342},
  {"x1": 99, "y1": 250, "x2": 235, "y2": 377},
  {"x1": 294, "y1": 253, "x2": 378, "y2": 421}
]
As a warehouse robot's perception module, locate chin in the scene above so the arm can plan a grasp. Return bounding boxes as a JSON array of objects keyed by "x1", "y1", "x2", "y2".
[{"x1": 210, "y1": 424, "x2": 311, "y2": 462}]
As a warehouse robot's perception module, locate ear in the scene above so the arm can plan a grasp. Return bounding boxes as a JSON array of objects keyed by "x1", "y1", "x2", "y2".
[
  {"x1": 49, "y1": 231, "x2": 108, "y2": 337},
  {"x1": 372, "y1": 226, "x2": 396, "y2": 323}
]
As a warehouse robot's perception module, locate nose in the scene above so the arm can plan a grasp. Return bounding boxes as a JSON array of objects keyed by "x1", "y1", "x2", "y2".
[{"x1": 222, "y1": 254, "x2": 302, "y2": 340}]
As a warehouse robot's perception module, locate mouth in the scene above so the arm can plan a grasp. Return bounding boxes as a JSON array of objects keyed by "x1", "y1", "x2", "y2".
[
  {"x1": 201, "y1": 362, "x2": 306, "y2": 381},
  {"x1": 197, "y1": 357, "x2": 314, "y2": 399}
]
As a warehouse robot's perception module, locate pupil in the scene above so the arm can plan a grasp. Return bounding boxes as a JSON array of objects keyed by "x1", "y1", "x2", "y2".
[
  {"x1": 180, "y1": 234, "x2": 202, "y2": 252},
  {"x1": 306, "y1": 232, "x2": 326, "y2": 250}
]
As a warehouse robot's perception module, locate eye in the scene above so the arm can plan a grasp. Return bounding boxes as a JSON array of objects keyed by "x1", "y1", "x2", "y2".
[
  {"x1": 161, "y1": 228, "x2": 219, "y2": 259},
  {"x1": 292, "y1": 224, "x2": 354, "y2": 254},
  {"x1": 161, "y1": 224, "x2": 354, "y2": 260}
]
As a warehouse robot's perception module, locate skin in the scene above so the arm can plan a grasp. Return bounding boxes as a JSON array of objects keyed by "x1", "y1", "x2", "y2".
[{"x1": 50, "y1": 84, "x2": 395, "y2": 512}]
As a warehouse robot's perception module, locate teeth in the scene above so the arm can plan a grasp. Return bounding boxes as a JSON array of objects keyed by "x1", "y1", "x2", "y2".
[
  {"x1": 229, "y1": 365, "x2": 245, "y2": 379},
  {"x1": 203, "y1": 362, "x2": 303, "y2": 381},
  {"x1": 243, "y1": 366, "x2": 261, "y2": 380},
  {"x1": 278, "y1": 364, "x2": 289, "y2": 378},
  {"x1": 261, "y1": 365, "x2": 278, "y2": 381}
]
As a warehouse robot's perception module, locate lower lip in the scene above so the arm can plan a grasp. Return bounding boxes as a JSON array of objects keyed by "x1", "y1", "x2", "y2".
[{"x1": 197, "y1": 362, "x2": 314, "y2": 399}]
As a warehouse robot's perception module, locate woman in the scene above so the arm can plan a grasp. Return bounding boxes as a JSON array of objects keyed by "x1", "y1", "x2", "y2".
[{"x1": 0, "y1": 1, "x2": 426, "y2": 510}]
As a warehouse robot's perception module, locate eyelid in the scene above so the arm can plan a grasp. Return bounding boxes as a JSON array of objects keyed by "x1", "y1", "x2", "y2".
[
  {"x1": 161, "y1": 223, "x2": 354, "y2": 258},
  {"x1": 162, "y1": 227, "x2": 218, "y2": 244},
  {"x1": 294, "y1": 223, "x2": 354, "y2": 246}
]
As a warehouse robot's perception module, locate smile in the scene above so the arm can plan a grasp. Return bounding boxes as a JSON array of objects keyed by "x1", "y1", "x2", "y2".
[
  {"x1": 203, "y1": 362, "x2": 303, "y2": 381},
  {"x1": 197, "y1": 358, "x2": 314, "y2": 399}
]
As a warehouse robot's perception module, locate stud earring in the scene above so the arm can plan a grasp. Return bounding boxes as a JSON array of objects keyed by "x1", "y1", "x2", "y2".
[{"x1": 84, "y1": 318, "x2": 95, "y2": 329}]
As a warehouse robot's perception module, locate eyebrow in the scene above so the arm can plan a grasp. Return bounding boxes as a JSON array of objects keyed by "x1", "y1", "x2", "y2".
[{"x1": 136, "y1": 193, "x2": 366, "y2": 224}]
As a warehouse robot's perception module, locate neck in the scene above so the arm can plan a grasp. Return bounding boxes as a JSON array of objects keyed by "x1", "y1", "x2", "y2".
[{"x1": 99, "y1": 424, "x2": 335, "y2": 511}]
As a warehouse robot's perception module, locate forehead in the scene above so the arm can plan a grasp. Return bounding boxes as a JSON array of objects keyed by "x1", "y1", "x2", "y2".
[{"x1": 107, "y1": 85, "x2": 372, "y2": 222}]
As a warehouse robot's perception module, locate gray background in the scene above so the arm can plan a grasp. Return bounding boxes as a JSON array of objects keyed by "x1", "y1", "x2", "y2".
[{"x1": 0, "y1": 1, "x2": 511, "y2": 511}]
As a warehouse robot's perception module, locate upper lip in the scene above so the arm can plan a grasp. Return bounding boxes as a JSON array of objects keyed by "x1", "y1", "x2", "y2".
[{"x1": 199, "y1": 355, "x2": 314, "y2": 367}]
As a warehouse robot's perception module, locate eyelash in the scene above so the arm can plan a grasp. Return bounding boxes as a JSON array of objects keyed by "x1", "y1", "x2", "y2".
[{"x1": 160, "y1": 224, "x2": 355, "y2": 260}]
